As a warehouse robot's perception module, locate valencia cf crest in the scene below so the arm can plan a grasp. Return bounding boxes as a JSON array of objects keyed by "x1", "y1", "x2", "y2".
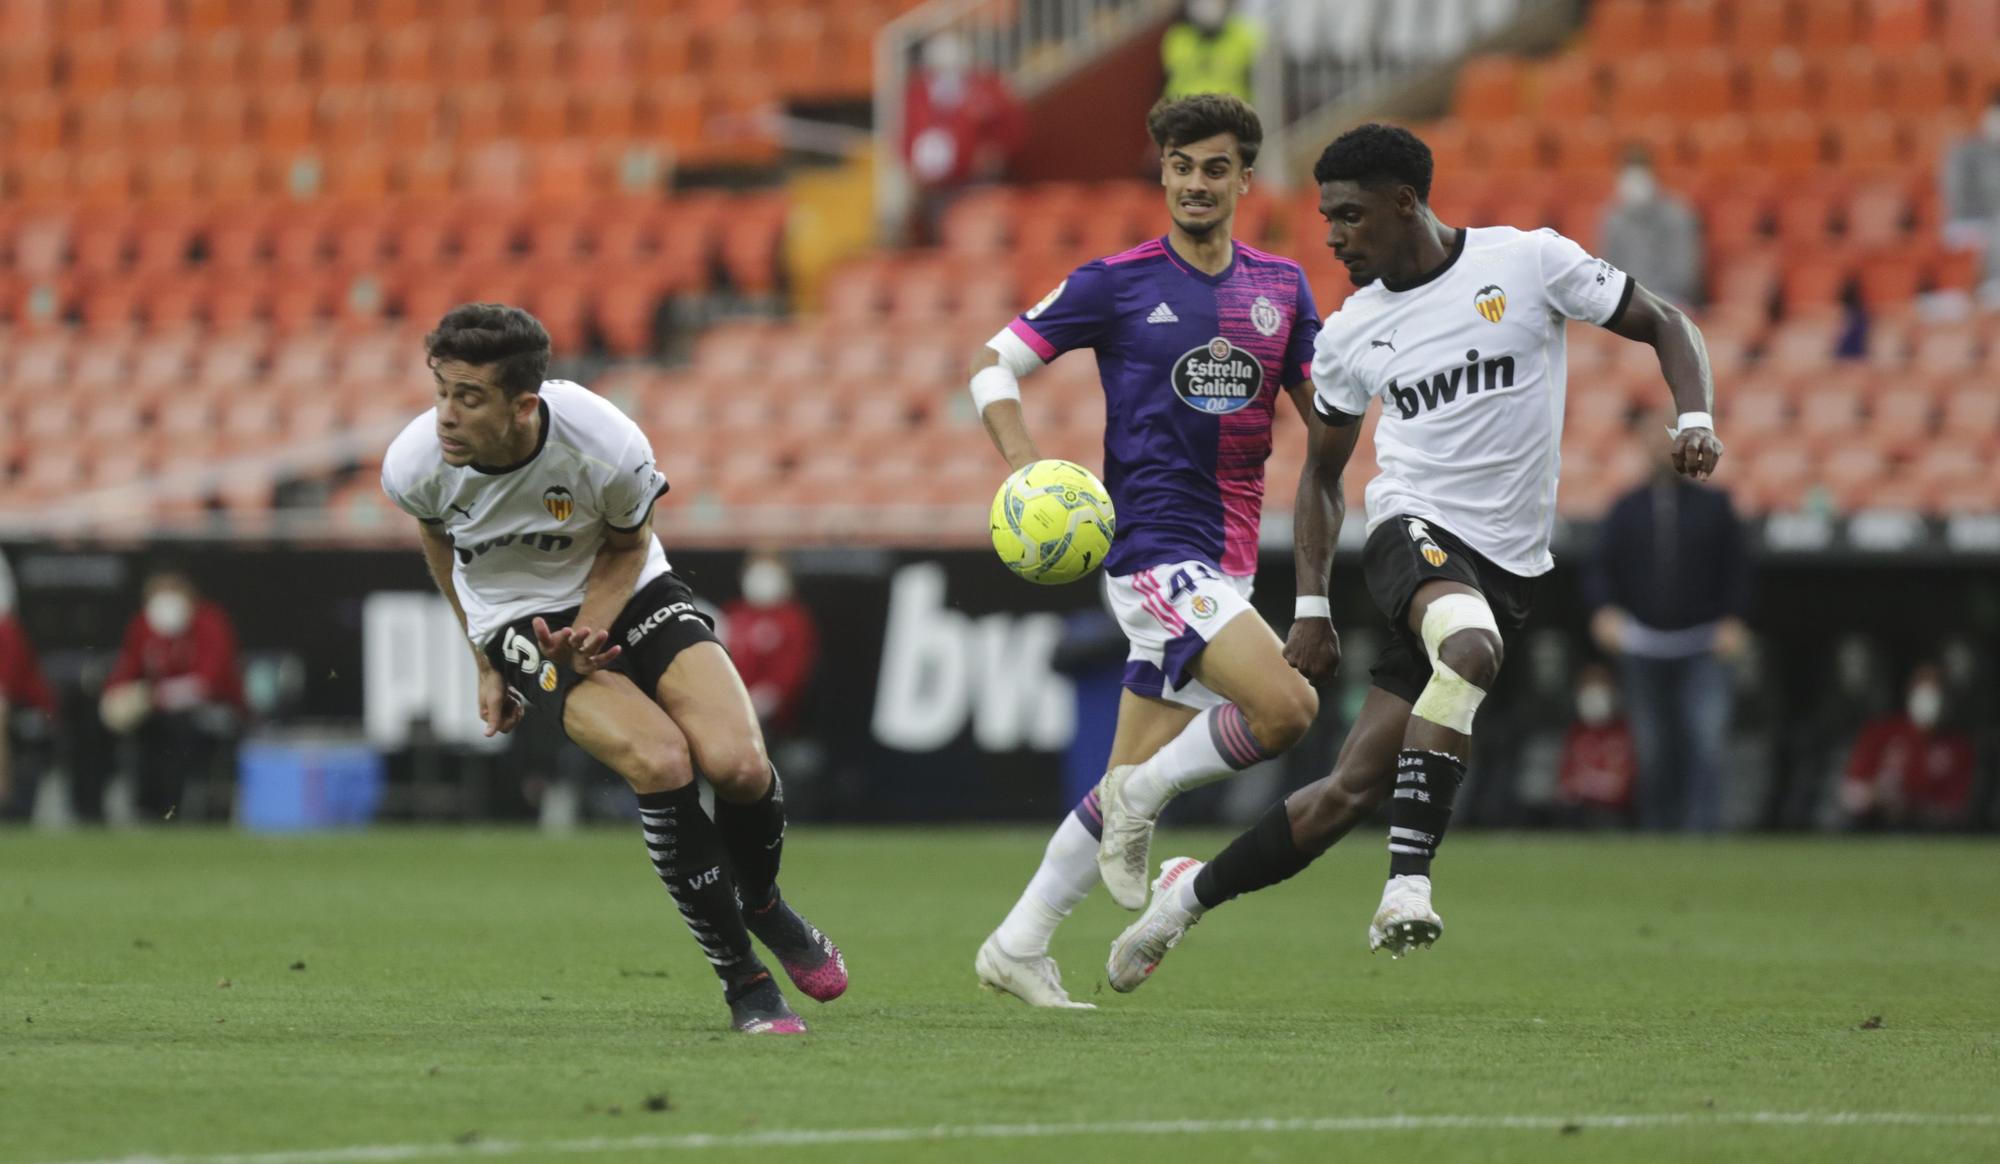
[
  {"x1": 542, "y1": 486, "x2": 574, "y2": 522},
  {"x1": 1407, "y1": 517, "x2": 1449, "y2": 567},
  {"x1": 539, "y1": 661, "x2": 558, "y2": 692},
  {"x1": 1251, "y1": 295, "x2": 1282, "y2": 337},
  {"x1": 1473, "y1": 284, "x2": 1506, "y2": 323}
]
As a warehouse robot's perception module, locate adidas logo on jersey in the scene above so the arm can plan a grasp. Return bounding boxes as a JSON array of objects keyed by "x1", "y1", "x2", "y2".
[
  {"x1": 1146, "y1": 303, "x2": 1179, "y2": 324},
  {"x1": 1386, "y1": 348, "x2": 1517, "y2": 420}
]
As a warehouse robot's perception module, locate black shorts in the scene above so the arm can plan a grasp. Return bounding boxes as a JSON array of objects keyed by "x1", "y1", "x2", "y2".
[
  {"x1": 483, "y1": 570, "x2": 722, "y2": 730},
  {"x1": 1361, "y1": 515, "x2": 1536, "y2": 704}
]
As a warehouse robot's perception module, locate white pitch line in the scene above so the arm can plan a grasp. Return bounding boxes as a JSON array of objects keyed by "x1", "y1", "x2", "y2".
[{"x1": 42, "y1": 1111, "x2": 2000, "y2": 1164}]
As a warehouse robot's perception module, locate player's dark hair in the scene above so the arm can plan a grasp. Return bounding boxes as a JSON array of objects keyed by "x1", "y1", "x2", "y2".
[
  {"x1": 1147, "y1": 93, "x2": 1263, "y2": 168},
  {"x1": 1312, "y1": 123, "x2": 1434, "y2": 203},
  {"x1": 424, "y1": 303, "x2": 551, "y2": 398}
]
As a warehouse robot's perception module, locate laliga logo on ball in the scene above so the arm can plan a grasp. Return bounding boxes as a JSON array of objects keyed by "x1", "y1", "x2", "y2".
[{"x1": 990, "y1": 460, "x2": 1116, "y2": 585}]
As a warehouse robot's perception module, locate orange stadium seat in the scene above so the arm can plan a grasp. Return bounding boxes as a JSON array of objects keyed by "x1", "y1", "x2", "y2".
[
  {"x1": 1454, "y1": 55, "x2": 1523, "y2": 122},
  {"x1": 1758, "y1": 112, "x2": 1826, "y2": 174},
  {"x1": 1748, "y1": 48, "x2": 1811, "y2": 114},
  {"x1": 1800, "y1": 0, "x2": 1863, "y2": 49},
  {"x1": 128, "y1": 87, "x2": 189, "y2": 149},
  {"x1": 121, "y1": 34, "x2": 182, "y2": 89},
  {"x1": 1940, "y1": 385, "x2": 2000, "y2": 448},
  {"x1": 1866, "y1": 0, "x2": 1937, "y2": 50},
  {"x1": 1588, "y1": 0, "x2": 1649, "y2": 58},
  {"x1": 312, "y1": 27, "x2": 371, "y2": 88},
  {"x1": 1663, "y1": 0, "x2": 1724, "y2": 51},
  {"x1": 502, "y1": 19, "x2": 566, "y2": 78},
  {"x1": 1816, "y1": 47, "x2": 1883, "y2": 121},
  {"x1": 64, "y1": 32, "x2": 122, "y2": 98},
  {"x1": 1881, "y1": 48, "x2": 1953, "y2": 117},
  {"x1": 376, "y1": 26, "x2": 435, "y2": 86},
  {"x1": 192, "y1": 30, "x2": 246, "y2": 89},
  {"x1": 1830, "y1": 113, "x2": 1906, "y2": 175},
  {"x1": 250, "y1": 28, "x2": 306, "y2": 91},
  {"x1": 1821, "y1": 445, "x2": 1890, "y2": 511},
  {"x1": 1534, "y1": 57, "x2": 1601, "y2": 120}
]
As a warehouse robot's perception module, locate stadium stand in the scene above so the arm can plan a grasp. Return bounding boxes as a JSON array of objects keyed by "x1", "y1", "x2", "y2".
[{"x1": 2, "y1": 0, "x2": 1998, "y2": 532}]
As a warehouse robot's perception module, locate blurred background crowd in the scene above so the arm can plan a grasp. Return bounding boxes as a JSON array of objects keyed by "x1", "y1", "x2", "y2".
[{"x1": 0, "y1": 0, "x2": 1995, "y2": 834}]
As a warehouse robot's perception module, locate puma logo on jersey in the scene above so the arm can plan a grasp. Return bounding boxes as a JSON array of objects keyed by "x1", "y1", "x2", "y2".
[
  {"x1": 454, "y1": 531, "x2": 575, "y2": 565},
  {"x1": 1371, "y1": 331, "x2": 1397, "y2": 351},
  {"x1": 1386, "y1": 348, "x2": 1517, "y2": 420},
  {"x1": 446, "y1": 503, "x2": 473, "y2": 520}
]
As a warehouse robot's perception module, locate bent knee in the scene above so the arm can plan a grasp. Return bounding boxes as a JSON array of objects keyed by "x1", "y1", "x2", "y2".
[
  {"x1": 615, "y1": 741, "x2": 694, "y2": 795},
  {"x1": 701, "y1": 740, "x2": 772, "y2": 800},
  {"x1": 1437, "y1": 629, "x2": 1503, "y2": 690},
  {"x1": 1246, "y1": 680, "x2": 1318, "y2": 753}
]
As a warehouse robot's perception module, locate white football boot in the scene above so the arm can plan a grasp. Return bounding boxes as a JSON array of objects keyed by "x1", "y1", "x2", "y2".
[
  {"x1": 1094, "y1": 764, "x2": 1156, "y2": 910},
  {"x1": 975, "y1": 933, "x2": 1095, "y2": 1009},
  {"x1": 1106, "y1": 857, "x2": 1204, "y2": 992},
  {"x1": 1368, "y1": 874, "x2": 1443, "y2": 957}
]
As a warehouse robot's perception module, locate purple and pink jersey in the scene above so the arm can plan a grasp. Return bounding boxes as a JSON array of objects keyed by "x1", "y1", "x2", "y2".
[{"x1": 1003, "y1": 237, "x2": 1320, "y2": 578}]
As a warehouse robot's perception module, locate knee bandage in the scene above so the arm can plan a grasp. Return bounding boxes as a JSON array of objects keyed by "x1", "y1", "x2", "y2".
[{"x1": 1410, "y1": 594, "x2": 1500, "y2": 734}]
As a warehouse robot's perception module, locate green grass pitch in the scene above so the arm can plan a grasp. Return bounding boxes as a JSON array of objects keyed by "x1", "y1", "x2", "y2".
[{"x1": 4, "y1": 828, "x2": 1997, "y2": 1164}]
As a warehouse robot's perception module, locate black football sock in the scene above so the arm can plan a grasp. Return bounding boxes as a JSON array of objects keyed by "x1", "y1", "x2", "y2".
[
  {"x1": 714, "y1": 767, "x2": 786, "y2": 912},
  {"x1": 636, "y1": 784, "x2": 765, "y2": 989},
  {"x1": 1387, "y1": 749, "x2": 1466, "y2": 878},
  {"x1": 1191, "y1": 801, "x2": 1316, "y2": 910}
]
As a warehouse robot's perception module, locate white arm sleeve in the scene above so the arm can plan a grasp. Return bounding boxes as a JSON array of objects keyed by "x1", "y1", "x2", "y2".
[{"x1": 986, "y1": 327, "x2": 1045, "y2": 377}]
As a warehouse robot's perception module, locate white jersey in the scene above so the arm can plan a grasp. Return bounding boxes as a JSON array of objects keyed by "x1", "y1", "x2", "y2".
[
  {"x1": 381, "y1": 380, "x2": 671, "y2": 647},
  {"x1": 1312, "y1": 226, "x2": 1631, "y2": 576}
]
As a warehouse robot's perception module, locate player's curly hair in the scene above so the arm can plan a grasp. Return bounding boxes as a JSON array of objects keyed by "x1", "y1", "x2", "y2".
[
  {"x1": 1312, "y1": 123, "x2": 1434, "y2": 202},
  {"x1": 1146, "y1": 93, "x2": 1263, "y2": 167},
  {"x1": 424, "y1": 303, "x2": 551, "y2": 397}
]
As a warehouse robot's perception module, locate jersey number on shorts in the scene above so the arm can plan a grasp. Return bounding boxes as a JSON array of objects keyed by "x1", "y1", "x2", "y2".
[
  {"x1": 501, "y1": 626, "x2": 543, "y2": 675},
  {"x1": 1168, "y1": 563, "x2": 1218, "y2": 601}
]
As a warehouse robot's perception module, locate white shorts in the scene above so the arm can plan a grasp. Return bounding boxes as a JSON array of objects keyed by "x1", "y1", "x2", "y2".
[{"x1": 1104, "y1": 560, "x2": 1257, "y2": 709}]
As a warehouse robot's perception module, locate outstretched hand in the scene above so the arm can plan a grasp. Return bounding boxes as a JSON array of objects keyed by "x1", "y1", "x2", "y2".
[
  {"x1": 477, "y1": 666, "x2": 523, "y2": 737},
  {"x1": 534, "y1": 616, "x2": 622, "y2": 677},
  {"x1": 1672, "y1": 425, "x2": 1724, "y2": 481},
  {"x1": 1283, "y1": 617, "x2": 1342, "y2": 685}
]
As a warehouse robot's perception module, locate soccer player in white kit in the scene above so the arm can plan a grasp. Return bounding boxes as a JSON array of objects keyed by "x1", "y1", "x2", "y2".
[
  {"x1": 1107, "y1": 124, "x2": 1726, "y2": 989},
  {"x1": 381, "y1": 304, "x2": 846, "y2": 1034}
]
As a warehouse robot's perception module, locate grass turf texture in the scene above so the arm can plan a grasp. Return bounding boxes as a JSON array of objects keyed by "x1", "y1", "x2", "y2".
[{"x1": 3, "y1": 828, "x2": 1997, "y2": 1164}]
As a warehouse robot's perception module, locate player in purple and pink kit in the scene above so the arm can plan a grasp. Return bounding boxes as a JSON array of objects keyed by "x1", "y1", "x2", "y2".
[{"x1": 968, "y1": 94, "x2": 1345, "y2": 1008}]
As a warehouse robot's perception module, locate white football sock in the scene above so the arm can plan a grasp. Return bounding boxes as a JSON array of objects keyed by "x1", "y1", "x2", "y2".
[
  {"x1": 1124, "y1": 704, "x2": 1269, "y2": 818},
  {"x1": 993, "y1": 812, "x2": 1100, "y2": 959}
]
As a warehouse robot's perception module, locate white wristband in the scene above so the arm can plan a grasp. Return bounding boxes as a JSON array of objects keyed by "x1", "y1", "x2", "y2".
[
  {"x1": 1295, "y1": 596, "x2": 1331, "y2": 620},
  {"x1": 969, "y1": 364, "x2": 1021, "y2": 414},
  {"x1": 1670, "y1": 411, "x2": 1714, "y2": 437}
]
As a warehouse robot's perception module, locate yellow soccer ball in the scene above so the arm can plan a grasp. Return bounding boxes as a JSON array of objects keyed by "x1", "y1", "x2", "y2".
[{"x1": 990, "y1": 459, "x2": 1116, "y2": 585}]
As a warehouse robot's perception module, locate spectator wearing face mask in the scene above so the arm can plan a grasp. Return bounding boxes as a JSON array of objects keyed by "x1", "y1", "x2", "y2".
[
  {"x1": 1587, "y1": 410, "x2": 1751, "y2": 833},
  {"x1": 1554, "y1": 661, "x2": 1637, "y2": 829},
  {"x1": 1161, "y1": 0, "x2": 1261, "y2": 106},
  {"x1": 1838, "y1": 662, "x2": 1976, "y2": 831},
  {"x1": 720, "y1": 551, "x2": 819, "y2": 740},
  {"x1": 0, "y1": 550, "x2": 58, "y2": 819},
  {"x1": 1597, "y1": 145, "x2": 1703, "y2": 310},
  {"x1": 1942, "y1": 89, "x2": 2000, "y2": 300},
  {"x1": 902, "y1": 30, "x2": 1026, "y2": 245},
  {"x1": 101, "y1": 568, "x2": 245, "y2": 822}
]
